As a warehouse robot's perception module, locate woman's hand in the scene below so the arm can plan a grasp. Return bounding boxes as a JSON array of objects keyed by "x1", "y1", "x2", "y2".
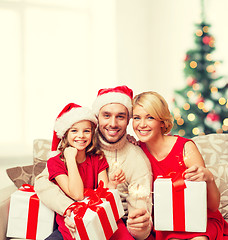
[{"x1": 184, "y1": 165, "x2": 214, "y2": 183}]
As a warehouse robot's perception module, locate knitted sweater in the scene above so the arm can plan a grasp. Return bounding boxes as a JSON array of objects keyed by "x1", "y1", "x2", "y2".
[
  {"x1": 97, "y1": 133, "x2": 152, "y2": 218},
  {"x1": 34, "y1": 133, "x2": 152, "y2": 217}
]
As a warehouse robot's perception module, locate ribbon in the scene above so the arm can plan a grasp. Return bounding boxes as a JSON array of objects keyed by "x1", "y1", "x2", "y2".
[
  {"x1": 66, "y1": 194, "x2": 114, "y2": 240},
  {"x1": 158, "y1": 172, "x2": 186, "y2": 231},
  {"x1": 19, "y1": 184, "x2": 39, "y2": 239},
  {"x1": 84, "y1": 181, "x2": 120, "y2": 221}
]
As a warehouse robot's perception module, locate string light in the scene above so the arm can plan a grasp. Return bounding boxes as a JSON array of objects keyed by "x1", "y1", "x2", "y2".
[
  {"x1": 192, "y1": 127, "x2": 200, "y2": 135},
  {"x1": 193, "y1": 83, "x2": 200, "y2": 90},
  {"x1": 210, "y1": 86, "x2": 218, "y2": 93},
  {"x1": 206, "y1": 54, "x2": 212, "y2": 61},
  {"x1": 209, "y1": 37, "x2": 215, "y2": 47},
  {"x1": 198, "y1": 102, "x2": 204, "y2": 109},
  {"x1": 178, "y1": 129, "x2": 185, "y2": 136},
  {"x1": 187, "y1": 91, "x2": 194, "y2": 98},
  {"x1": 196, "y1": 29, "x2": 203, "y2": 36},
  {"x1": 202, "y1": 107, "x2": 209, "y2": 113},
  {"x1": 218, "y1": 97, "x2": 226, "y2": 105},
  {"x1": 224, "y1": 118, "x2": 228, "y2": 127},
  {"x1": 190, "y1": 61, "x2": 197, "y2": 68},
  {"x1": 188, "y1": 113, "x2": 195, "y2": 121},
  {"x1": 177, "y1": 118, "x2": 184, "y2": 126},
  {"x1": 206, "y1": 65, "x2": 215, "y2": 73},
  {"x1": 203, "y1": 26, "x2": 209, "y2": 33},
  {"x1": 183, "y1": 103, "x2": 190, "y2": 110}
]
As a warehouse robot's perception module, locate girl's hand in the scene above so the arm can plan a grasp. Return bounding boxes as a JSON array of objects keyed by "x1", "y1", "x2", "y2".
[
  {"x1": 64, "y1": 147, "x2": 78, "y2": 160},
  {"x1": 109, "y1": 169, "x2": 125, "y2": 187},
  {"x1": 126, "y1": 134, "x2": 139, "y2": 146},
  {"x1": 184, "y1": 165, "x2": 214, "y2": 183}
]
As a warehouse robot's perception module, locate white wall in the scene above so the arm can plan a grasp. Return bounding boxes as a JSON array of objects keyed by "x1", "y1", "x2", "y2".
[{"x1": 0, "y1": 0, "x2": 227, "y2": 162}]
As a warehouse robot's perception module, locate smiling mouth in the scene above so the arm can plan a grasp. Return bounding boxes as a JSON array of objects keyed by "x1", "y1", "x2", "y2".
[
  {"x1": 138, "y1": 130, "x2": 150, "y2": 135},
  {"x1": 106, "y1": 128, "x2": 120, "y2": 136}
]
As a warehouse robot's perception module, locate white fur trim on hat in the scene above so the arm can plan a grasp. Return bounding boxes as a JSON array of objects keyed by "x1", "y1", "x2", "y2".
[
  {"x1": 54, "y1": 107, "x2": 97, "y2": 138},
  {"x1": 92, "y1": 92, "x2": 132, "y2": 116}
]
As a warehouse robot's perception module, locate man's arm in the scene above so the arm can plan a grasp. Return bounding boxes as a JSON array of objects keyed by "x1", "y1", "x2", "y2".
[
  {"x1": 124, "y1": 144, "x2": 153, "y2": 239},
  {"x1": 34, "y1": 167, "x2": 74, "y2": 216}
]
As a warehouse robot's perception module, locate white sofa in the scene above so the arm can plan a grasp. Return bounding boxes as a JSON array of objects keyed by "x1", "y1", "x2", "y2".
[{"x1": 0, "y1": 133, "x2": 227, "y2": 240}]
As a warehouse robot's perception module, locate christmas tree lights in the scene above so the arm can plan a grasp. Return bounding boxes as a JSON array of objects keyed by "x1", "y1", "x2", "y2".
[{"x1": 171, "y1": 7, "x2": 228, "y2": 137}]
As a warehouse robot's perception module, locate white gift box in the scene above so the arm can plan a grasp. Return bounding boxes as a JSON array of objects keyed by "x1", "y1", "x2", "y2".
[
  {"x1": 7, "y1": 186, "x2": 54, "y2": 240},
  {"x1": 98, "y1": 188, "x2": 125, "y2": 221},
  {"x1": 154, "y1": 178, "x2": 207, "y2": 232},
  {"x1": 69, "y1": 199, "x2": 118, "y2": 240}
]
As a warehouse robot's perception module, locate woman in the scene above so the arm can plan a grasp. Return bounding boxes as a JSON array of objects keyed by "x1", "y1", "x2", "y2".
[{"x1": 132, "y1": 91, "x2": 228, "y2": 240}]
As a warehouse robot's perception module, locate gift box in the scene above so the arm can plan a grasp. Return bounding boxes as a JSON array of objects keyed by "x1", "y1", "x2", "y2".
[
  {"x1": 85, "y1": 181, "x2": 125, "y2": 221},
  {"x1": 68, "y1": 197, "x2": 118, "y2": 240},
  {"x1": 7, "y1": 184, "x2": 54, "y2": 240},
  {"x1": 154, "y1": 177, "x2": 207, "y2": 232}
]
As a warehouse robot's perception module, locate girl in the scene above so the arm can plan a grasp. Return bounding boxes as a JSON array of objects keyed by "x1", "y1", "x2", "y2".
[
  {"x1": 131, "y1": 91, "x2": 228, "y2": 240},
  {"x1": 47, "y1": 103, "x2": 125, "y2": 240}
]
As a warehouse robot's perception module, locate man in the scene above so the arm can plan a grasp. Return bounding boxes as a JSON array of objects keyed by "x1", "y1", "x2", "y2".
[{"x1": 34, "y1": 85, "x2": 153, "y2": 239}]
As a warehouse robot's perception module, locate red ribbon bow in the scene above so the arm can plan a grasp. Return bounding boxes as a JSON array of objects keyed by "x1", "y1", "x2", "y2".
[
  {"x1": 84, "y1": 181, "x2": 120, "y2": 221},
  {"x1": 19, "y1": 184, "x2": 39, "y2": 239},
  {"x1": 158, "y1": 171, "x2": 187, "y2": 231},
  {"x1": 66, "y1": 190, "x2": 114, "y2": 240}
]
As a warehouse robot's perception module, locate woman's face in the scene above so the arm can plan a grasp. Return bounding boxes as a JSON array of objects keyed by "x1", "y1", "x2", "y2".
[
  {"x1": 132, "y1": 104, "x2": 163, "y2": 143},
  {"x1": 67, "y1": 120, "x2": 92, "y2": 151}
]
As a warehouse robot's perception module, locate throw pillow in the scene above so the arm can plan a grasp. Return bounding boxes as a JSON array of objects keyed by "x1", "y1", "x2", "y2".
[{"x1": 6, "y1": 161, "x2": 46, "y2": 188}]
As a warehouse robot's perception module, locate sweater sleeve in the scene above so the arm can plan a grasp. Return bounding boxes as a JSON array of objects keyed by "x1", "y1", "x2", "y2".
[
  {"x1": 34, "y1": 167, "x2": 74, "y2": 216},
  {"x1": 123, "y1": 143, "x2": 153, "y2": 216}
]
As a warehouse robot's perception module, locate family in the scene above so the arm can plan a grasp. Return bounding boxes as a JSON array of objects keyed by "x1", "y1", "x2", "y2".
[{"x1": 34, "y1": 85, "x2": 228, "y2": 240}]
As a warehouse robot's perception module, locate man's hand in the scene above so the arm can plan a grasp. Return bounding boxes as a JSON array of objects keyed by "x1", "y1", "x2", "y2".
[
  {"x1": 64, "y1": 209, "x2": 76, "y2": 239},
  {"x1": 127, "y1": 208, "x2": 152, "y2": 239},
  {"x1": 109, "y1": 168, "x2": 126, "y2": 187}
]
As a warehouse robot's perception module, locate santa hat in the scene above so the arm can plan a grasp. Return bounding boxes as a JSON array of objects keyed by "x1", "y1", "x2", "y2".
[
  {"x1": 51, "y1": 103, "x2": 97, "y2": 154},
  {"x1": 92, "y1": 85, "x2": 133, "y2": 116}
]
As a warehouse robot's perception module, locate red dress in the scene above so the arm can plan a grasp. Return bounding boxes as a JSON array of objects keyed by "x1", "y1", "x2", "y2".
[
  {"x1": 140, "y1": 136, "x2": 228, "y2": 240},
  {"x1": 48, "y1": 154, "x2": 134, "y2": 240}
]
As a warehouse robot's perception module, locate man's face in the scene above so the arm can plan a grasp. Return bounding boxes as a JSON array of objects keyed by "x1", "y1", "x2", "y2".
[{"x1": 98, "y1": 103, "x2": 129, "y2": 143}]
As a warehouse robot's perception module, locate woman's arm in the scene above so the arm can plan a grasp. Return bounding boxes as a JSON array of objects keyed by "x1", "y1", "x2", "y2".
[
  {"x1": 56, "y1": 147, "x2": 84, "y2": 201},
  {"x1": 183, "y1": 141, "x2": 220, "y2": 211}
]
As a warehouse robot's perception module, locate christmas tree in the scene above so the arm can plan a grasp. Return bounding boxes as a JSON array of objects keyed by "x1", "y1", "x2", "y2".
[{"x1": 171, "y1": 2, "x2": 228, "y2": 138}]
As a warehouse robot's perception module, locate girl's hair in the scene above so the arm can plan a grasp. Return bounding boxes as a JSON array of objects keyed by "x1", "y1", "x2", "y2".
[
  {"x1": 132, "y1": 91, "x2": 174, "y2": 134},
  {"x1": 58, "y1": 121, "x2": 104, "y2": 162}
]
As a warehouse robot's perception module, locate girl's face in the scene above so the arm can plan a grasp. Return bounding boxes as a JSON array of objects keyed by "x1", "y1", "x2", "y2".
[
  {"x1": 132, "y1": 105, "x2": 164, "y2": 143},
  {"x1": 67, "y1": 120, "x2": 92, "y2": 152}
]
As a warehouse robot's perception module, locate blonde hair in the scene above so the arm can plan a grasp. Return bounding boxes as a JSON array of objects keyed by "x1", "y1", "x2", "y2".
[
  {"x1": 132, "y1": 91, "x2": 174, "y2": 134},
  {"x1": 58, "y1": 121, "x2": 104, "y2": 162}
]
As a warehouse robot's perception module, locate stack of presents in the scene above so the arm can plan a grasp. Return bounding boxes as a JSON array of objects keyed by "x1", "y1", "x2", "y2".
[{"x1": 6, "y1": 175, "x2": 207, "y2": 240}]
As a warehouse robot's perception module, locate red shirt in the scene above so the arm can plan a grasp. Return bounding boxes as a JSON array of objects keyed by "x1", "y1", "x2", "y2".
[{"x1": 47, "y1": 153, "x2": 109, "y2": 240}]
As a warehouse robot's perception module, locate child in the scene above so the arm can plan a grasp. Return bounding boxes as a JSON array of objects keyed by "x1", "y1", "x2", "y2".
[
  {"x1": 132, "y1": 91, "x2": 228, "y2": 240},
  {"x1": 46, "y1": 103, "x2": 125, "y2": 240}
]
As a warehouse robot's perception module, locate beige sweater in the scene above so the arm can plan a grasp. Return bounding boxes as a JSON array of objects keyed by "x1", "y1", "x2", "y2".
[{"x1": 34, "y1": 133, "x2": 152, "y2": 218}]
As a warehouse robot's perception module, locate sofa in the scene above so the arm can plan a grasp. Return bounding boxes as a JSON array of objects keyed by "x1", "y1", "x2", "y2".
[{"x1": 0, "y1": 133, "x2": 227, "y2": 240}]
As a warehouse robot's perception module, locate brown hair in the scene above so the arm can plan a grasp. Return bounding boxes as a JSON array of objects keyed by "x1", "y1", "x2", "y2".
[{"x1": 132, "y1": 91, "x2": 174, "y2": 134}]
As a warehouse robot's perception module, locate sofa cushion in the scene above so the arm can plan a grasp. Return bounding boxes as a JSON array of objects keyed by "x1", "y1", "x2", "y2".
[
  {"x1": 207, "y1": 163, "x2": 228, "y2": 220},
  {"x1": 33, "y1": 139, "x2": 51, "y2": 162},
  {"x1": 6, "y1": 161, "x2": 46, "y2": 188},
  {"x1": 192, "y1": 133, "x2": 228, "y2": 166}
]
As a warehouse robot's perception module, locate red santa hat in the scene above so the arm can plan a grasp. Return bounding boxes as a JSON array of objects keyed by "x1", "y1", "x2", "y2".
[
  {"x1": 92, "y1": 85, "x2": 133, "y2": 116},
  {"x1": 51, "y1": 103, "x2": 97, "y2": 154}
]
